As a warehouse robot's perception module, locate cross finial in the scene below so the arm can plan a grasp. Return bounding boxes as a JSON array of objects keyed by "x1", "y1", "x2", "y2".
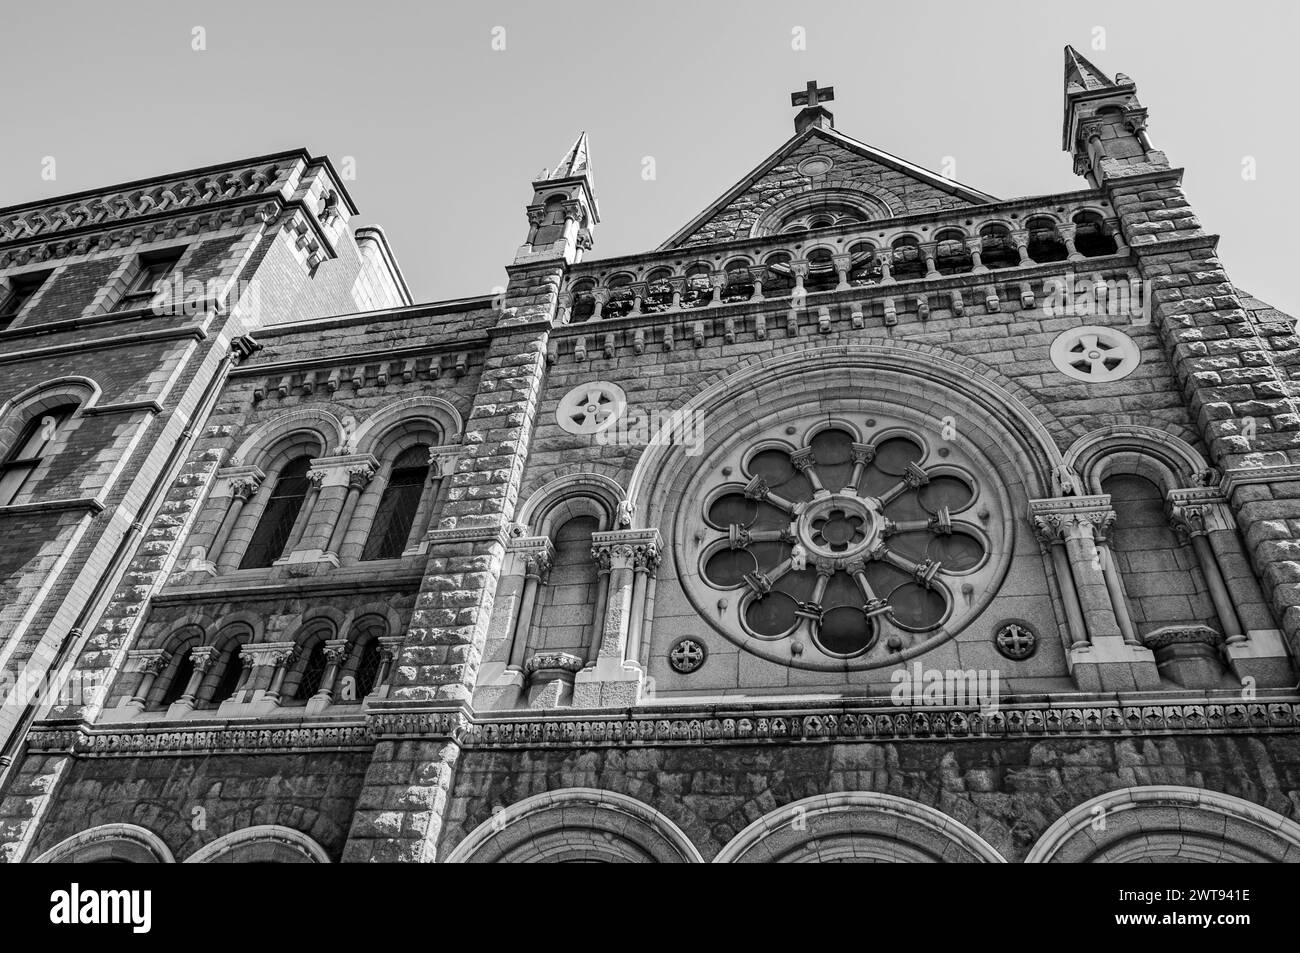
[{"x1": 791, "y1": 80, "x2": 834, "y2": 109}]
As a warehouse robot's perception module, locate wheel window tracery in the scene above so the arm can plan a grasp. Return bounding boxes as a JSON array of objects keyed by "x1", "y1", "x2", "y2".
[{"x1": 682, "y1": 414, "x2": 1006, "y2": 669}]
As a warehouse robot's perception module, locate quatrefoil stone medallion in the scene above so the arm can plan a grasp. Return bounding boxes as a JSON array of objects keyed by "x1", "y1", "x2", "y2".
[{"x1": 556, "y1": 381, "x2": 627, "y2": 435}]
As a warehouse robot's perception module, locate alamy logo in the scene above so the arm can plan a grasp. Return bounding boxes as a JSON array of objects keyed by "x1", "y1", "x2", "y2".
[
  {"x1": 49, "y1": 883, "x2": 151, "y2": 934},
  {"x1": 889, "y1": 661, "x2": 1001, "y2": 713}
]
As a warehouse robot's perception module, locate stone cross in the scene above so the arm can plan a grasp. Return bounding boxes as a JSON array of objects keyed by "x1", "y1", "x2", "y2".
[{"x1": 791, "y1": 80, "x2": 834, "y2": 109}]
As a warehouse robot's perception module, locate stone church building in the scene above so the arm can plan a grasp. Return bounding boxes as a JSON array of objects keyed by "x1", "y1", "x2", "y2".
[{"x1": 1, "y1": 48, "x2": 1299, "y2": 863}]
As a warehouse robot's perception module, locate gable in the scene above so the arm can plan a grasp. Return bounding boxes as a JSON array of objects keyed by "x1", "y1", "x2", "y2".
[{"x1": 662, "y1": 128, "x2": 996, "y2": 250}]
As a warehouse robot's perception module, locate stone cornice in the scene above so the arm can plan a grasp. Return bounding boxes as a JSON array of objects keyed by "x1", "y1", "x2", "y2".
[
  {"x1": 0, "y1": 497, "x2": 105, "y2": 516},
  {"x1": 425, "y1": 521, "x2": 511, "y2": 548},
  {"x1": 1222, "y1": 464, "x2": 1300, "y2": 496},
  {"x1": 0, "y1": 150, "x2": 356, "y2": 258},
  {"x1": 29, "y1": 692, "x2": 1300, "y2": 756},
  {"x1": 153, "y1": 568, "x2": 426, "y2": 605},
  {"x1": 227, "y1": 339, "x2": 490, "y2": 378},
  {"x1": 0, "y1": 325, "x2": 207, "y2": 365}
]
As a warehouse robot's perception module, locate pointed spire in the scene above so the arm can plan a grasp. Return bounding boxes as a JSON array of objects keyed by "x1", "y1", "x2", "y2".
[
  {"x1": 549, "y1": 131, "x2": 592, "y2": 183},
  {"x1": 1064, "y1": 45, "x2": 1117, "y2": 92}
]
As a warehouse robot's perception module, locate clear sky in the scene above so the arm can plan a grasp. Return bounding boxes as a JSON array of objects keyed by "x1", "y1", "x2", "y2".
[{"x1": 3, "y1": 0, "x2": 1297, "y2": 315}]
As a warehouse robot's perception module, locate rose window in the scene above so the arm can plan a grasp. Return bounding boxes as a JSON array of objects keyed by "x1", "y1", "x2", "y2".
[{"x1": 684, "y1": 417, "x2": 1006, "y2": 670}]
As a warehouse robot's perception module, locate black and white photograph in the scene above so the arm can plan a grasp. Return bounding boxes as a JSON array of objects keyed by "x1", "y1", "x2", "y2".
[{"x1": 0, "y1": 0, "x2": 1294, "y2": 928}]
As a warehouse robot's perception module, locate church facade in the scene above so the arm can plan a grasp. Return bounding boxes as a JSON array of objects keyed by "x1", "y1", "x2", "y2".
[{"x1": 2, "y1": 48, "x2": 1299, "y2": 863}]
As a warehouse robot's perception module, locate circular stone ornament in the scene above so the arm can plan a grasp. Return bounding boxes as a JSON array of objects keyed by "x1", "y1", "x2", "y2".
[
  {"x1": 797, "y1": 156, "x2": 834, "y2": 178},
  {"x1": 1049, "y1": 325, "x2": 1140, "y2": 383},
  {"x1": 994, "y1": 621, "x2": 1038, "y2": 660},
  {"x1": 668, "y1": 637, "x2": 707, "y2": 674},
  {"x1": 556, "y1": 381, "x2": 627, "y2": 435}
]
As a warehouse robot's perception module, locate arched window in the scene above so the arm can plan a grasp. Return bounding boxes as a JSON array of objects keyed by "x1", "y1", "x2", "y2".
[
  {"x1": 1104, "y1": 474, "x2": 1214, "y2": 634},
  {"x1": 207, "y1": 634, "x2": 249, "y2": 707},
  {"x1": 239, "y1": 456, "x2": 313, "y2": 569},
  {"x1": 569, "y1": 280, "x2": 596, "y2": 322},
  {"x1": 682, "y1": 264, "x2": 712, "y2": 308},
  {"x1": 979, "y1": 224, "x2": 1019, "y2": 269},
  {"x1": 763, "y1": 253, "x2": 795, "y2": 297},
  {"x1": 535, "y1": 515, "x2": 601, "y2": 658},
  {"x1": 1026, "y1": 216, "x2": 1068, "y2": 263},
  {"x1": 362, "y1": 445, "x2": 431, "y2": 561},
  {"x1": 721, "y1": 259, "x2": 754, "y2": 303},
  {"x1": 354, "y1": 637, "x2": 384, "y2": 698},
  {"x1": 804, "y1": 248, "x2": 838, "y2": 293},
  {"x1": 933, "y1": 230, "x2": 972, "y2": 275},
  {"x1": 211, "y1": 650, "x2": 244, "y2": 705},
  {"x1": 0, "y1": 402, "x2": 77, "y2": 506},
  {"x1": 157, "y1": 641, "x2": 197, "y2": 709},
  {"x1": 294, "y1": 641, "x2": 330, "y2": 702},
  {"x1": 847, "y1": 243, "x2": 881, "y2": 285},
  {"x1": 890, "y1": 237, "x2": 926, "y2": 280},
  {"x1": 604, "y1": 275, "x2": 635, "y2": 319},
  {"x1": 1073, "y1": 211, "x2": 1119, "y2": 257},
  {"x1": 643, "y1": 269, "x2": 674, "y2": 313}
]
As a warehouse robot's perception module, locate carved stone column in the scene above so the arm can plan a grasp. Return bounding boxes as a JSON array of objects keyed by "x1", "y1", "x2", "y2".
[
  {"x1": 626, "y1": 540, "x2": 662, "y2": 666},
  {"x1": 506, "y1": 544, "x2": 553, "y2": 671},
  {"x1": 205, "y1": 468, "x2": 264, "y2": 572},
  {"x1": 575, "y1": 528, "x2": 661, "y2": 707},
  {"x1": 1167, "y1": 486, "x2": 1292, "y2": 686},
  {"x1": 258, "y1": 643, "x2": 300, "y2": 706},
  {"x1": 123, "y1": 650, "x2": 170, "y2": 711},
  {"x1": 476, "y1": 535, "x2": 553, "y2": 710},
  {"x1": 305, "y1": 637, "x2": 351, "y2": 713},
  {"x1": 281, "y1": 452, "x2": 378, "y2": 571},
  {"x1": 1167, "y1": 498, "x2": 1243, "y2": 642},
  {"x1": 168, "y1": 645, "x2": 218, "y2": 714},
  {"x1": 326, "y1": 463, "x2": 376, "y2": 557},
  {"x1": 1029, "y1": 495, "x2": 1158, "y2": 691}
]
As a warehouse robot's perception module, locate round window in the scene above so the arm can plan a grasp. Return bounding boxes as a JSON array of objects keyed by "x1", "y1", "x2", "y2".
[{"x1": 677, "y1": 411, "x2": 1009, "y2": 671}]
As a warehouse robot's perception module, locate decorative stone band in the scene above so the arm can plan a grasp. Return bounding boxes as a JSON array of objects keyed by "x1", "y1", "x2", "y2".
[
  {"x1": 523, "y1": 652, "x2": 586, "y2": 678},
  {"x1": 24, "y1": 721, "x2": 373, "y2": 755},
  {"x1": 425, "y1": 521, "x2": 512, "y2": 547},
  {"x1": 1141, "y1": 624, "x2": 1225, "y2": 650},
  {"x1": 25, "y1": 695, "x2": 1300, "y2": 755}
]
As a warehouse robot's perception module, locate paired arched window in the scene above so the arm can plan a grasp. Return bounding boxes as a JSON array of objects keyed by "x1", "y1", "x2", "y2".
[
  {"x1": 240, "y1": 456, "x2": 313, "y2": 569},
  {"x1": 361, "y1": 444, "x2": 430, "y2": 561},
  {"x1": 0, "y1": 402, "x2": 77, "y2": 506}
]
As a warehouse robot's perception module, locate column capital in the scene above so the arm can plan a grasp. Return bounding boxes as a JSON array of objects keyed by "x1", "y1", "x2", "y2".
[
  {"x1": 323, "y1": 638, "x2": 351, "y2": 663},
  {"x1": 507, "y1": 534, "x2": 555, "y2": 578},
  {"x1": 306, "y1": 452, "x2": 379, "y2": 488},
  {"x1": 188, "y1": 644, "x2": 220, "y2": 672},
  {"x1": 240, "y1": 641, "x2": 297, "y2": 667},
  {"x1": 428, "y1": 445, "x2": 461, "y2": 478},
  {"x1": 592, "y1": 528, "x2": 662, "y2": 572},
  {"x1": 1029, "y1": 495, "x2": 1114, "y2": 543},
  {"x1": 377, "y1": 635, "x2": 404, "y2": 661},
  {"x1": 213, "y1": 464, "x2": 266, "y2": 499},
  {"x1": 126, "y1": 648, "x2": 171, "y2": 675}
]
